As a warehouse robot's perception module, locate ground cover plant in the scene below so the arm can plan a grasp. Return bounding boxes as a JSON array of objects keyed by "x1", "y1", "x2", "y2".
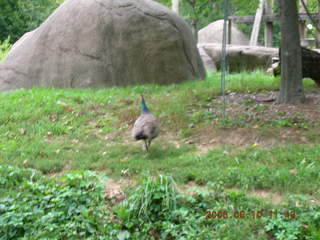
[
  {"x1": 0, "y1": 166, "x2": 112, "y2": 240},
  {"x1": 0, "y1": 166, "x2": 319, "y2": 240},
  {"x1": 0, "y1": 72, "x2": 320, "y2": 239}
]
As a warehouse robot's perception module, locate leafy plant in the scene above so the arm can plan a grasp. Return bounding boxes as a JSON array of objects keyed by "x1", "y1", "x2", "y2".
[
  {"x1": 265, "y1": 217, "x2": 303, "y2": 240},
  {"x1": 265, "y1": 195, "x2": 320, "y2": 240},
  {"x1": 0, "y1": 166, "x2": 113, "y2": 240},
  {"x1": 115, "y1": 175, "x2": 216, "y2": 239}
]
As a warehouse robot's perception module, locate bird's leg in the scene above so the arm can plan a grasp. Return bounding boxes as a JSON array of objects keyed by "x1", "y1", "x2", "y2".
[
  {"x1": 144, "y1": 140, "x2": 149, "y2": 152},
  {"x1": 147, "y1": 139, "x2": 152, "y2": 149}
]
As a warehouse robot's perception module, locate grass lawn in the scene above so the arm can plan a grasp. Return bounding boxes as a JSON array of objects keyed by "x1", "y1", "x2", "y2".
[{"x1": 0, "y1": 71, "x2": 320, "y2": 239}]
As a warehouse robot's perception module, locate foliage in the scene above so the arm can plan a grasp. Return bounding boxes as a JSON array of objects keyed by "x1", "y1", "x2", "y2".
[
  {"x1": 115, "y1": 175, "x2": 266, "y2": 239},
  {"x1": 0, "y1": 166, "x2": 112, "y2": 240},
  {"x1": 114, "y1": 174, "x2": 207, "y2": 240},
  {"x1": 2, "y1": 0, "x2": 319, "y2": 46},
  {"x1": 1, "y1": 166, "x2": 320, "y2": 239},
  {"x1": 114, "y1": 175, "x2": 320, "y2": 239},
  {"x1": 0, "y1": 0, "x2": 60, "y2": 43},
  {"x1": 265, "y1": 195, "x2": 320, "y2": 240},
  {"x1": 156, "y1": 0, "x2": 320, "y2": 47},
  {"x1": 121, "y1": 175, "x2": 178, "y2": 221},
  {"x1": 157, "y1": 0, "x2": 258, "y2": 37},
  {"x1": 0, "y1": 37, "x2": 11, "y2": 61}
]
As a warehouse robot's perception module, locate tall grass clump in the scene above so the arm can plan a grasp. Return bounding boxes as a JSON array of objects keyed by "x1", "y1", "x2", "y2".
[
  {"x1": 115, "y1": 175, "x2": 217, "y2": 239},
  {"x1": 118, "y1": 175, "x2": 178, "y2": 221}
]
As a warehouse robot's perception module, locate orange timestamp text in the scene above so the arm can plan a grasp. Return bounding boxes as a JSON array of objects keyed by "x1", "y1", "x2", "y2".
[{"x1": 205, "y1": 210, "x2": 297, "y2": 220}]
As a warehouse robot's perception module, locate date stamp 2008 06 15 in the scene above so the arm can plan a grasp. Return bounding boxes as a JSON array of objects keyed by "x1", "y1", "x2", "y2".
[{"x1": 205, "y1": 210, "x2": 297, "y2": 220}]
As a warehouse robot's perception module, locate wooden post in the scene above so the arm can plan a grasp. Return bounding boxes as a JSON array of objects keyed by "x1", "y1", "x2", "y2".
[
  {"x1": 172, "y1": 0, "x2": 179, "y2": 15},
  {"x1": 299, "y1": 0, "x2": 307, "y2": 41},
  {"x1": 316, "y1": 2, "x2": 320, "y2": 48},
  {"x1": 264, "y1": 0, "x2": 273, "y2": 47},
  {"x1": 227, "y1": 20, "x2": 232, "y2": 44},
  {"x1": 250, "y1": 0, "x2": 265, "y2": 46}
]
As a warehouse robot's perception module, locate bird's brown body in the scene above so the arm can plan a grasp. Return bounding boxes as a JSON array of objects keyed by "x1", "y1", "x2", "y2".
[{"x1": 132, "y1": 95, "x2": 160, "y2": 151}]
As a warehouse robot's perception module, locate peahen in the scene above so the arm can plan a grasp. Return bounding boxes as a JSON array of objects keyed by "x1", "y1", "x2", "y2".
[{"x1": 132, "y1": 94, "x2": 160, "y2": 151}]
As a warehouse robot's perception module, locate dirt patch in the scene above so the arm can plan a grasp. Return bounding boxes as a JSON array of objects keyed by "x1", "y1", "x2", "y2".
[
  {"x1": 47, "y1": 163, "x2": 71, "y2": 177},
  {"x1": 179, "y1": 183, "x2": 285, "y2": 205},
  {"x1": 104, "y1": 178, "x2": 134, "y2": 202},
  {"x1": 249, "y1": 189, "x2": 284, "y2": 205},
  {"x1": 192, "y1": 127, "x2": 315, "y2": 154},
  {"x1": 217, "y1": 91, "x2": 320, "y2": 124},
  {"x1": 186, "y1": 91, "x2": 320, "y2": 153},
  {"x1": 104, "y1": 180, "x2": 125, "y2": 202},
  {"x1": 177, "y1": 181, "x2": 207, "y2": 194}
]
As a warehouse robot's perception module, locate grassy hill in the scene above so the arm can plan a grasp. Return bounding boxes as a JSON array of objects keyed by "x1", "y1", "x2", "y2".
[{"x1": 0, "y1": 72, "x2": 320, "y2": 239}]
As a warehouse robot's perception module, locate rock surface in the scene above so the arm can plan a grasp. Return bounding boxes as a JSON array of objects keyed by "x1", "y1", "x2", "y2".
[
  {"x1": 198, "y1": 44, "x2": 278, "y2": 72},
  {"x1": 0, "y1": 0, "x2": 205, "y2": 91},
  {"x1": 198, "y1": 20, "x2": 249, "y2": 45},
  {"x1": 198, "y1": 47, "x2": 217, "y2": 72}
]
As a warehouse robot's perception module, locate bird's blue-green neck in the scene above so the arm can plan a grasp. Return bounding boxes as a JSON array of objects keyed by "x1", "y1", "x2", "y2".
[{"x1": 141, "y1": 102, "x2": 150, "y2": 113}]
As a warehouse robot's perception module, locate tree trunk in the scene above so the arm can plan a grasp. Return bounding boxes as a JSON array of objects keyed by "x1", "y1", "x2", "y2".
[
  {"x1": 191, "y1": 19, "x2": 198, "y2": 42},
  {"x1": 172, "y1": 0, "x2": 179, "y2": 15},
  {"x1": 277, "y1": 0, "x2": 305, "y2": 104},
  {"x1": 185, "y1": 0, "x2": 198, "y2": 42}
]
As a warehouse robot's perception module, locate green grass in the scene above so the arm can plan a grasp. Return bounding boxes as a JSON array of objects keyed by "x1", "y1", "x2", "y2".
[
  {"x1": 0, "y1": 72, "x2": 320, "y2": 239},
  {"x1": 1, "y1": 166, "x2": 319, "y2": 240}
]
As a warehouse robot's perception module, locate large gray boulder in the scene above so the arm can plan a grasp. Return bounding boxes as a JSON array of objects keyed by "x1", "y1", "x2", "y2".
[
  {"x1": 198, "y1": 20, "x2": 249, "y2": 45},
  {"x1": 198, "y1": 47, "x2": 217, "y2": 72},
  {"x1": 0, "y1": 0, "x2": 205, "y2": 91},
  {"x1": 198, "y1": 44, "x2": 278, "y2": 72}
]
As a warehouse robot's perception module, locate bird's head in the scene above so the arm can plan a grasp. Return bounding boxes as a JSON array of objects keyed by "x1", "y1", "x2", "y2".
[{"x1": 140, "y1": 94, "x2": 145, "y2": 103}]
